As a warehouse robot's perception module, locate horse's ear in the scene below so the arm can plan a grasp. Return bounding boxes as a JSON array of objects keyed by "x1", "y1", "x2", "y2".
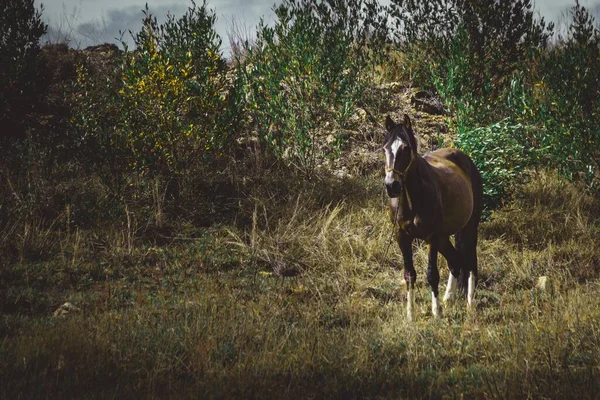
[
  {"x1": 403, "y1": 114, "x2": 412, "y2": 130},
  {"x1": 385, "y1": 115, "x2": 395, "y2": 131}
]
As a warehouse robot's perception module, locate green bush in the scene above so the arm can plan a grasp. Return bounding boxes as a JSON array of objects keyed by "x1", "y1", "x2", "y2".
[
  {"x1": 498, "y1": 1, "x2": 600, "y2": 191},
  {"x1": 73, "y1": 1, "x2": 234, "y2": 189},
  {"x1": 454, "y1": 120, "x2": 542, "y2": 214},
  {"x1": 119, "y1": 2, "x2": 230, "y2": 176},
  {"x1": 390, "y1": 0, "x2": 600, "y2": 207},
  {"x1": 389, "y1": 0, "x2": 552, "y2": 120},
  {"x1": 0, "y1": 0, "x2": 47, "y2": 155},
  {"x1": 239, "y1": 0, "x2": 387, "y2": 173},
  {"x1": 533, "y1": 1, "x2": 600, "y2": 188},
  {"x1": 68, "y1": 46, "x2": 127, "y2": 191}
]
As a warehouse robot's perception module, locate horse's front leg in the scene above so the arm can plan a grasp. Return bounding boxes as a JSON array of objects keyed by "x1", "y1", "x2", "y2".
[
  {"x1": 399, "y1": 233, "x2": 416, "y2": 321},
  {"x1": 427, "y1": 238, "x2": 442, "y2": 318}
]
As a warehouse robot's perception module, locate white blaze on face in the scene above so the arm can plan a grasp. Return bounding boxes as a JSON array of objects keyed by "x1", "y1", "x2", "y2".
[{"x1": 384, "y1": 137, "x2": 405, "y2": 181}]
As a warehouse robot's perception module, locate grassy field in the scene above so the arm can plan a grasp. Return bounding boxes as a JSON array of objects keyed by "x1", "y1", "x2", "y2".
[
  {"x1": 2, "y1": 164, "x2": 599, "y2": 399},
  {"x1": 2, "y1": 1, "x2": 600, "y2": 398}
]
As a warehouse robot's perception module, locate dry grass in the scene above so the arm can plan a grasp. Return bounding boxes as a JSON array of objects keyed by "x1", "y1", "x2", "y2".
[{"x1": 1, "y1": 170, "x2": 600, "y2": 399}]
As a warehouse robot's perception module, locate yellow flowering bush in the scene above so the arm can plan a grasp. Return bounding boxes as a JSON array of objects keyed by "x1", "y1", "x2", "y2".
[
  {"x1": 72, "y1": 1, "x2": 232, "y2": 187},
  {"x1": 118, "y1": 3, "x2": 228, "y2": 176},
  {"x1": 119, "y1": 26, "x2": 195, "y2": 173}
]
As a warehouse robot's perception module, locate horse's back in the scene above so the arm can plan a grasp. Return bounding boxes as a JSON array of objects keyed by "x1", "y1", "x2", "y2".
[{"x1": 424, "y1": 148, "x2": 477, "y2": 234}]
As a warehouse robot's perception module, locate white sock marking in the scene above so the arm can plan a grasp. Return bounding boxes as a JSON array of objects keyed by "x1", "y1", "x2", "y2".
[
  {"x1": 467, "y1": 272, "x2": 476, "y2": 307},
  {"x1": 407, "y1": 286, "x2": 414, "y2": 322},
  {"x1": 432, "y1": 292, "x2": 442, "y2": 318},
  {"x1": 443, "y1": 273, "x2": 457, "y2": 303}
]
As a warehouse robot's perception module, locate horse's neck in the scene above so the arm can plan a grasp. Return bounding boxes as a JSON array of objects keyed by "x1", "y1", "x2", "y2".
[
  {"x1": 404, "y1": 155, "x2": 425, "y2": 197},
  {"x1": 400, "y1": 156, "x2": 437, "y2": 217},
  {"x1": 389, "y1": 156, "x2": 419, "y2": 220}
]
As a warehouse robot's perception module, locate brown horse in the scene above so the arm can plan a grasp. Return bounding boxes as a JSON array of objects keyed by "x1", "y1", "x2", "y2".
[{"x1": 383, "y1": 114, "x2": 483, "y2": 320}]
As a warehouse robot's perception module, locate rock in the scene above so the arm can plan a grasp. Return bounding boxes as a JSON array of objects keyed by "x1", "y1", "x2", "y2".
[
  {"x1": 536, "y1": 276, "x2": 549, "y2": 291},
  {"x1": 332, "y1": 167, "x2": 352, "y2": 179},
  {"x1": 356, "y1": 108, "x2": 367, "y2": 121},
  {"x1": 84, "y1": 43, "x2": 120, "y2": 53},
  {"x1": 350, "y1": 108, "x2": 367, "y2": 124},
  {"x1": 410, "y1": 91, "x2": 446, "y2": 115},
  {"x1": 53, "y1": 302, "x2": 81, "y2": 318}
]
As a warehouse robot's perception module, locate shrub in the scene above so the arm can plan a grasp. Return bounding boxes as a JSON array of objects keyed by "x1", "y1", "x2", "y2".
[
  {"x1": 119, "y1": 2, "x2": 230, "y2": 176},
  {"x1": 454, "y1": 120, "x2": 542, "y2": 214},
  {"x1": 69, "y1": 45, "x2": 126, "y2": 191},
  {"x1": 533, "y1": 1, "x2": 600, "y2": 188},
  {"x1": 499, "y1": 1, "x2": 600, "y2": 191},
  {"x1": 0, "y1": 0, "x2": 47, "y2": 156},
  {"x1": 73, "y1": 1, "x2": 234, "y2": 189},
  {"x1": 388, "y1": 0, "x2": 553, "y2": 120},
  {"x1": 239, "y1": 0, "x2": 387, "y2": 173},
  {"x1": 388, "y1": 0, "x2": 600, "y2": 207}
]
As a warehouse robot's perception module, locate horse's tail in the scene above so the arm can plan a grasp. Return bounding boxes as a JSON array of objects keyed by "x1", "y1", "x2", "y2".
[{"x1": 455, "y1": 156, "x2": 483, "y2": 295}]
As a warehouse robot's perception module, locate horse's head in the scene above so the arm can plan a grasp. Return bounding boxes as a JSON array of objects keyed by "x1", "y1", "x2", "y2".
[{"x1": 383, "y1": 114, "x2": 418, "y2": 198}]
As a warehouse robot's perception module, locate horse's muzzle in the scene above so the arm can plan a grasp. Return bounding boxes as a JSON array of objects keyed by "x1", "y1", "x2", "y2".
[{"x1": 385, "y1": 180, "x2": 403, "y2": 198}]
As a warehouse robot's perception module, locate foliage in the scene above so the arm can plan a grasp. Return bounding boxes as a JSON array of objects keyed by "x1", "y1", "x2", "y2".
[
  {"x1": 389, "y1": 0, "x2": 553, "y2": 120},
  {"x1": 239, "y1": 0, "x2": 387, "y2": 172},
  {"x1": 73, "y1": 1, "x2": 231, "y2": 185},
  {"x1": 0, "y1": 0, "x2": 47, "y2": 153},
  {"x1": 390, "y1": 0, "x2": 599, "y2": 208},
  {"x1": 492, "y1": 1, "x2": 600, "y2": 192},
  {"x1": 531, "y1": 1, "x2": 600, "y2": 188},
  {"x1": 119, "y1": 18, "x2": 197, "y2": 175},
  {"x1": 70, "y1": 47, "x2": 127, "y2": 188},
  {"x1": 454, "y1": 120, "x2": 542, "y2": 213}
]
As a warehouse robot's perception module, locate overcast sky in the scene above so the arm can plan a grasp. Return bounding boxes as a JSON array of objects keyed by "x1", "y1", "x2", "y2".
[{"x1": 37, "y1": 0, "x2": 600, "y2": 54}]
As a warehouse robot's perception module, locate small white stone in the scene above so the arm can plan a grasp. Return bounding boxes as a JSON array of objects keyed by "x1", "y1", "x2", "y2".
[
  {"x1": 536, "y1": 276, "x2": 549, "y2": 291},
  {"x1": 407, "y1": 287, "x2": 414, "y2": 322},
  {"x1": 53, "y1": 302, "x2": 80, "y2": 318}
]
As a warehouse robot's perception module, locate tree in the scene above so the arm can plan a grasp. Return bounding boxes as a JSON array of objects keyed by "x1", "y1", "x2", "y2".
[{"x1": 0, "y1": 0, "x2": 47, "y2": 147}]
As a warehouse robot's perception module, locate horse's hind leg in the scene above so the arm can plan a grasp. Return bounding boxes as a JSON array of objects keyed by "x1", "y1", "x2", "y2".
[
  {"x1": 465, "y1": 244, "x2": 478, "y2": 307},
  {"x1": 438, "y1": 237, "x2": 462, "y2": 303},
  {"x1": 455, "y1": 226, "x2": 478, "y2": 307},
  {"x1": 457, "y1": 156, "x2": 483, "y2": 307}
]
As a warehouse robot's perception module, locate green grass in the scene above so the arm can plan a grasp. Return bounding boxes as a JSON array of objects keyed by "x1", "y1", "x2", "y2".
[{"x1": 1, "y1": 170, "x2": 599, "y2": 399}]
